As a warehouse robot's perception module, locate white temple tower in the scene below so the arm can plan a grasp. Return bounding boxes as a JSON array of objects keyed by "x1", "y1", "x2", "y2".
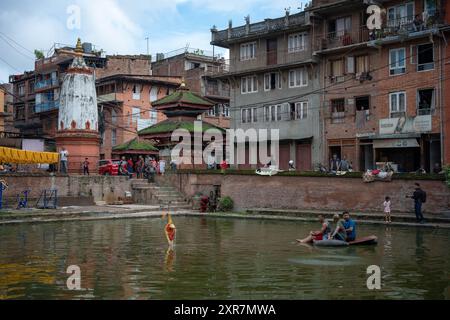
[{"x1": 56, "y1": 38, "x2": 100, "y2": 173}]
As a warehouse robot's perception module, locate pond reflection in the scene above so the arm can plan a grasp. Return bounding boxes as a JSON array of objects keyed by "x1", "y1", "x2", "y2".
[{"x1": 0, "y1": 217, "x2": 449, "y2": 300}]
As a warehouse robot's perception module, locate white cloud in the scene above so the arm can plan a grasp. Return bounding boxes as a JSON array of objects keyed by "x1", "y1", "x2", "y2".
[{"x1": 0, "y1": 0, "x2": 306, "y2": 81}]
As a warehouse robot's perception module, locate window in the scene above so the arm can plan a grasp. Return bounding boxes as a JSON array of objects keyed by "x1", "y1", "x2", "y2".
[
  {"x1": 242, "y1": 108, "x2": 256, "y2": 123},
  {"x1": 150, "y1": 110, "x2": 158, "y2": 124},
  {"x1": 296, "y1": 102, "x2": 308, "y2": 120},
  {"x1": 331, "y1": 99, "x2": 346, "y2": 123},
  {"x1": 330, "y1": 60, "x2": 344, "y2": 82},
  {"x1": 290, "y1": 102, "x2": 308, "y2": 120},
  {"x1": 289, "y1": 68, "x2": 308, "y2": 88},
  {"x1": 390, "y1": 91, "x2": 406, "y2": 118},
  {"x1": 390, "y1": 48, "x2": 406, "y2": 75},
  {"x1": 241, "y1": 75, "x2": 258, "y2": 94},
  {"x1": 417, "y1": 43, "x2": 434, "y2": 71},
  {"x1": 288, "y1": 33, "x2": 307, "y2": 53},
  {"x1": 18, "y1": 84, "x2": 25, "y2": 96},
  {"x1": 252, "y1": 108, "x2": 258, "y2": 123},
  {"x1": 264, "y1": 106, "x2": 270, "y2": 122},
  {"x1": 111, "y1": 109, "x2": 117, "y2": 124},
  {"x1": 222, "y1": 104, "x2": 230, "y2": 117},
  {"x1": 112, "y1": 129, "x2": 117, "y2": 146},
  {"x1": 355, "y1": 96, "x2": 370, "y2": 111},
  {"x1": 329, "y1": 16, "x2": 352, "y2": 38},
  {"x1": 132, "y1": 84, "x2": 141, "y2": 100},
  {"x1": 240, "y1": 42, "x2": 256, "y2": 61},
  {"x1": 355, "y1": 55, "x2": 369, "y2": 74},
  {"x1": 150, "y1": 87, "x2": 158, "y2": 102},
  {"x1": 132, "y1": 107, "x2": 141, "y2": 123},
  {"x1": 264, "y1": 105, "x2": 282, "y2": 122},
  {"x1": 331, "y1": 99, "x2": 346, "y2": 113},
  {"x1": 417, "y1": 88, "x2": 434, "y2": 115},
  {"x1": 264, "y1": 72, "x2": 281, "y2": 91},
  {"x1": 276, "y1": 105, "x2": 282, "y2": 121},
  {"x1": 387, "y1": 2, "x2": 414, "y2": 27}
]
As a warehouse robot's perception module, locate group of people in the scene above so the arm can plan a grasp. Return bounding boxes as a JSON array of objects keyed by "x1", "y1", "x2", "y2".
[
  {"x1": 299, "y1": 212, "x2": 356, "y2": 244},
  {"x1": 118, "y1": 156, "x2": 169, "y2": 179},
  {"x1": 299, "y1": 183, "x2": 428, "y2": 243}
]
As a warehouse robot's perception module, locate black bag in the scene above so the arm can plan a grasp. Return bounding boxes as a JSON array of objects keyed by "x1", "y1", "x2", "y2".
[{"x1": 421, "y1": 190, "x2": 427, "y2": 203}]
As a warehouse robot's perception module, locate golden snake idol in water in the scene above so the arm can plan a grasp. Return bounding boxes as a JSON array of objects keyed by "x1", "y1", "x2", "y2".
[{"x1": 162, "y1": 212, "x2": 176, "y2": 248}]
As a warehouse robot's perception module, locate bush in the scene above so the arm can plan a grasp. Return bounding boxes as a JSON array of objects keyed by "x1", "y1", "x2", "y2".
[{"x1": 218, "y1": 196, "x2": 234, "y2": 212}]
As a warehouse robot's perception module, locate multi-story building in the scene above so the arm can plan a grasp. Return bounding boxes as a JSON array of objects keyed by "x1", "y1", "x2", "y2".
[
  {"x1": 0, "y1": 83, "x2": 20, "y2": 148},
  {"x1": 443, "y1": 4, "x2": 450, "y2": 166},
  {"x1": 96, "y1": 74, "x2": 181, "y2": 159},
  {"x1": 9, "y1": 71, "x2": 39, "y2": 140},
  {"x1": 9, "y1": 40, "x2": 154, "y2": 153},
  {"x1": 211, "y1": 11, "x2": 322, "y2": 170},
  {"x1": 309, "y1": 0, "x2": 448, "y2": 172},
  {"x1": 152, "y1": 48, "x2": 231, "y2": 129}
]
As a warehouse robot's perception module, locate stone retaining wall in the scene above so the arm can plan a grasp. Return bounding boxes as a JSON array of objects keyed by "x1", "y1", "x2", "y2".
[
  {"x1": 0, "y1": 174, "x2": 132, "y2": 205},
  {"x1": 158, "y1": 173, "x2": 450, "y2": 214}
]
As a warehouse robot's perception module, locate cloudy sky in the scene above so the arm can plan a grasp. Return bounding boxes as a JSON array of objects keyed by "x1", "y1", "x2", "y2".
[{"x1": 0, "y1": 0, "x2": 306, "y2": 82}]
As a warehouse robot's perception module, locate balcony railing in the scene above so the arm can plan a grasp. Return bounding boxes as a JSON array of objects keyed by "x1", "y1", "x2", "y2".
[
  {"x1": 204, "y1": 85, "x2": 230, "y2": 98},
  {"x1": 211, "y1": 13, "x2": 306, "y2": 44},
  {"x1": 35, "y1": 79, "x2": 58, "y2": 90},
  {"x1": 316, "y1": 26, "x2": 370, "y2": 51},
  {"x1": 316, "y1": 14, "x2": 441, "y2": 52},
  {"x1": 35, "y1": 101, "x2": 59, "y2": 113}
]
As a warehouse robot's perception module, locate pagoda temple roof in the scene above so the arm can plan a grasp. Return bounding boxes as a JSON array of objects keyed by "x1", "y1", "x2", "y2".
[
  {"x1": 112, "y1": 138, "x2": 158, "y2": 153},
  {"x1": 152, "y1": 87, "x2": 214, "y2": 109},
  {"x1": 139, "y1": 119, "x2": 225, "y2": 136}
]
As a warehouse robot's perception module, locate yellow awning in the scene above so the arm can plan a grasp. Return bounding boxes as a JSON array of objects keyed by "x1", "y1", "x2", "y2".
[{"x1": 0, "y1": 147, "x2": 59, "y2": 164}]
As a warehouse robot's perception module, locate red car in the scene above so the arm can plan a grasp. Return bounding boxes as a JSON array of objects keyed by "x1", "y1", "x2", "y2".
[{"x1": 98, "y1": 159, "x2": 121, "y2": 176}]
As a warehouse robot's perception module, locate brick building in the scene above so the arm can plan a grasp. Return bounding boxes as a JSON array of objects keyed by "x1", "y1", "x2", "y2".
[
  {"x1": 96, "y1": 74, "x2": 181, "y2": 159},
  {"x1": 9, "y1": 41, "x2": 154, "y2": 154},
  {"x1": 443, "y1": 2, "x2": 450, "y2": 166},
  {"x1": 309, "y1": 0, "x2": 448, "y2": 173},
  {"x1": 152, "y1": 48, "x2": 231, "y2": 129},
  {"x1": 211, "y1": 11, "x2": 323, "y2": 170}
]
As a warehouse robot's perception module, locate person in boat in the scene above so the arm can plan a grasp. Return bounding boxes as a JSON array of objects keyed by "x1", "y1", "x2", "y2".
[
  {"x1": 330, "y1": 214, "x2": 347, "y2": 241},
  {"x1": 298, "y1": 215, "x2": 331, "y2": 243},
  {"x1": 343, "y1": 211, "x2": 356, "y2": 242}
]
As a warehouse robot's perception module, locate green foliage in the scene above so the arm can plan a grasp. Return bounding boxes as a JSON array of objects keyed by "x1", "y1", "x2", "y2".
[
  {"x1": 34, "y1": 50, "x2": 44, "y2": 60},
  {"x1": 218, "y1": 196, "x2": 234, "y2": 212}
]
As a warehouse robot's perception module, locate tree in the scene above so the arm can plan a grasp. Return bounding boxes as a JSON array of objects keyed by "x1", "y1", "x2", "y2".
[{"x1": 34, "y1": 50, "x2": 44, "y2": 60}]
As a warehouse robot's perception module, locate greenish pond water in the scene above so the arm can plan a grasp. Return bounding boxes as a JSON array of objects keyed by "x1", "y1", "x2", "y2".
[{"x1": 0, "y1": 217, "x2": 449, "y2": 300}]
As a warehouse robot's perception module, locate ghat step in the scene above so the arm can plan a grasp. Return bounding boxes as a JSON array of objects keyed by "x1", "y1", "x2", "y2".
[{"x1": 131, "y1": 180, "x2": 190, "y2": 208}]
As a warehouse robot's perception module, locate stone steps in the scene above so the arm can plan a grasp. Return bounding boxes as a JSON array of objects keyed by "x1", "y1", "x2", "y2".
[
  {"x1": 131, "y1": 180, "x2": 190, "y2": 209},
  {"x1": 246, "y1": 208, "x2": 450, "y2": 224}
]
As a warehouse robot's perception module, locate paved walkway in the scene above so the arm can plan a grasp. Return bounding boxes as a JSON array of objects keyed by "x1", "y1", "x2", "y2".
[{"x1": 1, "y1": 205, "x2": 450, "y2": 229}]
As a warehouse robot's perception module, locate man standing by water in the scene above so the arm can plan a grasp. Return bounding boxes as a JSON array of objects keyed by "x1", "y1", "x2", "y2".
[
  {"x1": 408, "y1": 183, "x2": 426, "y2": 223},
  {"x1": 59, "y1": 147, "x2": 69, "y2": 174}
]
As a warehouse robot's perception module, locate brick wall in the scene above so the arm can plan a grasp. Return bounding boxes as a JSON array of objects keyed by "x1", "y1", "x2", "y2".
[
  {"x1": 96, "y1": 55, "x2": 152, "y2": 79},
  {"x1": 160, "y1": 173, "x2": 450, "y2": 214},
  {"x1": 1, "y1": 175, "x2": 132, "y2": 203}
]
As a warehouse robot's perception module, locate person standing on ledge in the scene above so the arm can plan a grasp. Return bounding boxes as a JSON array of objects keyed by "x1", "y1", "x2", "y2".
[
  {"x1": 59, "y1": 147, "x2": 69, "y2": 174},
  {"x1": 82, "y1": 158, "x2": 90, "y2": 176},
  {"x1": 407, "y1": 183, "x2": 427, "y2": 223}
]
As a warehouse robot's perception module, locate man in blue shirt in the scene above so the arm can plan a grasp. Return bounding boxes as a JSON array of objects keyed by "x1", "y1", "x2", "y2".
[{"x1": 343, "y1": 212, "x2": 356, "y2": 242}]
